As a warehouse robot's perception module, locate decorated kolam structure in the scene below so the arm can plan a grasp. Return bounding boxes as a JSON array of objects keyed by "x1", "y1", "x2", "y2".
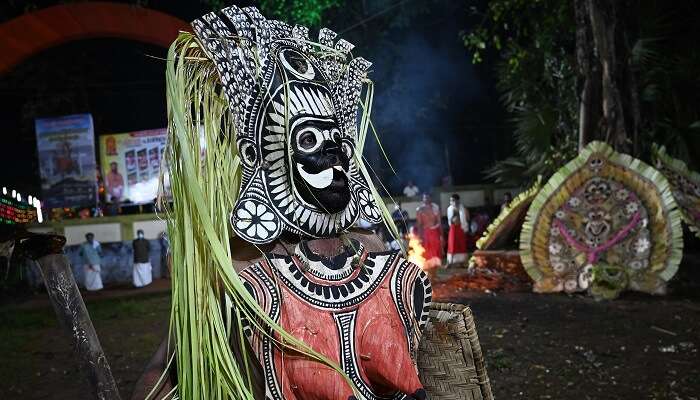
[
  {"x1": 653, "y1": 145, "x2": 700, "y2": 239},
  {"x1": 475, "y1": 177, "x2": 542, "y2": 251},
  {"x1": 520, "y1": 141, "x2": 683, "y2": 299},
  {"x1": 467, "y1": 179, "x2": 542, "y2": 290}
]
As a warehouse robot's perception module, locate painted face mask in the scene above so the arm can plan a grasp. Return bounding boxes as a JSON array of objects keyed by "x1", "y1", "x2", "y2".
[{"x1": 192, "y1": 9, "x2": 383, "y2": 244}]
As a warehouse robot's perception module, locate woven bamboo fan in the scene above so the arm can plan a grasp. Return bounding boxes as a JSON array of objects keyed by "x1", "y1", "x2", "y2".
[{"x1": 418, "y1": 303, "x2": 494, "y2": 400}]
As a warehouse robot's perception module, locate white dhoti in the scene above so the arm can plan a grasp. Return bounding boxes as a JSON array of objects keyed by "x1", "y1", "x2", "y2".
[
  {"x1": 133, "y1": 262, "x2": 153, "y2": 287},
  {"x1": 447, "y1": 253, "x2": 468, "y2": 264},
  {"x1": 84, "y1": 264, "x2": 103, "y2": 291}
]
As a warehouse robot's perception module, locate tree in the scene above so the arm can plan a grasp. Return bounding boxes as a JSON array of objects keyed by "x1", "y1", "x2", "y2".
[
  {"x1": 463, "y1": 0, "x2": 578, "y2": 185},
  {"x1": 465, "y1": 0, "x2": 700, "y2": 185},
  {"x1": 576, "y1": 0, "x2": 640, "y2": 154}
]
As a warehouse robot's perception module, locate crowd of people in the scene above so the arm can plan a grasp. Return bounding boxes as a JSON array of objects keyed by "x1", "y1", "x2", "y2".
[
  {"x1": 75, "y1": 179, "x2": 510, "y2": 291},
  {"x1": 384, "y1": 181, "x2": 515, "y2": 268},
  {"x1": 78, "y1": 230, "x2": 169, "y2": 291}
]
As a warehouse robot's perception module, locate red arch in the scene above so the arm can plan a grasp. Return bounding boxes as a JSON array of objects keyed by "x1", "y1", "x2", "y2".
[{"x1": 0, "y1": 2, "x2": 190, "y2": 74}]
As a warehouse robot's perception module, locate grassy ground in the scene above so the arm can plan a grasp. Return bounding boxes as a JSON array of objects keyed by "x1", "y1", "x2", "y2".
[
  {"x1": 1, "y1": 271, "x2": 698, "y2": 400},
  {"x1": 0, "y1": 293, "x2": 170, "y2": 399}
]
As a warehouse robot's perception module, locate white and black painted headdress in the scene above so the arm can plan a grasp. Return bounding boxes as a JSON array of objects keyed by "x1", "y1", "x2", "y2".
[{"x1": 191, "y1": 6, "x2": 383, "y2": 244}]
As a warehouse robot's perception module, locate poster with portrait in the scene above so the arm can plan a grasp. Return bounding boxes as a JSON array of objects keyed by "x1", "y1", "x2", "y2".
[
  {"x1": 35, "y1": 114, "x2": 97, "y2": 208},
  {"x1": 98, "y1": 128, "x2": 167, "y2": 204}
]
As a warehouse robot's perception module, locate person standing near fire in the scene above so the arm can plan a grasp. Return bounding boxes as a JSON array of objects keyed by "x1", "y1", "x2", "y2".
[
  {"x1": 414, "y1": 193, "x2": 443, "y2": 269},
  {"x1": 446, "y1": 193, "x2": 469, "y2": 265}
]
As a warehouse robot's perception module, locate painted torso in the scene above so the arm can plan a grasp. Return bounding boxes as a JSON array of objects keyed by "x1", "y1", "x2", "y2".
[{"x1": 235, "y1": 239, "x2": 431, "y2": 400}]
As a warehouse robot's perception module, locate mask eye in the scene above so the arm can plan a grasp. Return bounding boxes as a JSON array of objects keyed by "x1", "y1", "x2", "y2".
[
  {"x1": 296, "y1": 128, "x2": 323, "y2": 153},
  {"x1": 300, "y1": 132, "x2": 317, "y2": 149}
]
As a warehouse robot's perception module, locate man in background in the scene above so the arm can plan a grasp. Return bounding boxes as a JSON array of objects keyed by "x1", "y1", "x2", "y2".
[
  {"x1": 79, "y1": 233, "x2": 103, "y2": 291},
  {"x1": 132, "y1": 229, "x2": 152, "y2": 287},
  {"x1": 501, "y1": 191, "x2": 513, "y2": 212},
  {"x1": 402, "y1": 180, "x2": 420, "y2": 198},
  {"x1": 105, "y1": 161, "x2": 124, "y2": 203}
]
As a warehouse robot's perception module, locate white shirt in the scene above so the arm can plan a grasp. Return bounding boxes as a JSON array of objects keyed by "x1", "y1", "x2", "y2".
[
  {"x1": 403, "y1": 185, "x2": 419, "y2": 197},
  {"x1": 447, "y1": 204, "x2": 468, "y2": 233}
]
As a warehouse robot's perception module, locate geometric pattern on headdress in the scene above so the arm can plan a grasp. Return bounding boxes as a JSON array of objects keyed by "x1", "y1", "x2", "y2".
[
  {"x1": 520, "y1": 141, "x2": 683, "y2": 297},
  {"x1": 192, "y1": 6, "x2": 382, "y2": 244}
]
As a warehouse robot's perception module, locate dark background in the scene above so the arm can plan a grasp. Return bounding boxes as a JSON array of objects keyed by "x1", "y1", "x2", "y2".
[{"x1": 0, "y1": 0, "x2": 511, "y2": 199}]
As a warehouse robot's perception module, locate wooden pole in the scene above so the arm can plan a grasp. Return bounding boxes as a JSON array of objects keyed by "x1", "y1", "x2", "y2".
[{"x1": 33, "y1": 254, "x2": 121, "y2": 400}]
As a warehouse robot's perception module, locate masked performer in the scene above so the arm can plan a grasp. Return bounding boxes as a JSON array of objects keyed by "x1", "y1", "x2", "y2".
[
  {"x1": 414, "y1": 193, "x2": 443, "y2": 269},
  {"x1": 446, "y1": 194, "x2": 468, "y2": 264},
  {"x1": 133, "y1": 7, "x2": 431, "y2": 400}
]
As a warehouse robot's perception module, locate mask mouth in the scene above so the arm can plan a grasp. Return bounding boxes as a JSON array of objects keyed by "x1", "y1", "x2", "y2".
[{"x1": 296, "y1": 164, "x2": 346, "y2": 189}]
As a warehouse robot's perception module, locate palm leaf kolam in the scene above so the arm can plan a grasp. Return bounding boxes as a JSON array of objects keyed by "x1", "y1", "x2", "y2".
[
  {"x1": 653, "y1": 144, "x2": 700, "y2": 239},
  {"x1": 519, "y1": 141, "x2": 683, "y2": 300},
  {"x1": 474, "y1": 177, "x2": 543, "y2": 253}
]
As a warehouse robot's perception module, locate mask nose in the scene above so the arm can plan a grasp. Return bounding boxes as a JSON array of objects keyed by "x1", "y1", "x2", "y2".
[{"x1": 323, "y1": 140, "x2": 341, "y2": 165}]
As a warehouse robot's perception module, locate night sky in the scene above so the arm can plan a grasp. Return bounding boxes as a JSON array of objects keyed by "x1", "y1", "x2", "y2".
[{"x1": 0, "y1": 0, "x2": 510, "y2": 198}]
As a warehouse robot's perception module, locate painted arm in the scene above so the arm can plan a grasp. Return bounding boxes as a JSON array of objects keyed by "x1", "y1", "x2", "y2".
[{"x1": 130, "y1": 337, "x2": 175, "y2": 400}]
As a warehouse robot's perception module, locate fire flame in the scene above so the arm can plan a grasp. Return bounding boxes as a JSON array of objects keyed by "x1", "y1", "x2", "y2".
[{"x1": 407, "y1": 232, "x2": 426, "y2": 270}]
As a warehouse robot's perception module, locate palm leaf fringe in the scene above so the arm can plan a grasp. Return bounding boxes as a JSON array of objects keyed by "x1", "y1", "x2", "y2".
[
  {"x1": 653, "y1": 144, "x2": 700, "y2": 239},
  {"x1": 160, "y1": 32, "x2": 369, "y2": 400}
]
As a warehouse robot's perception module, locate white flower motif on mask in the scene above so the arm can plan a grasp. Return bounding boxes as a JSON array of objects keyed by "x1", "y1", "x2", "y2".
[
  {"x1": 358, "y1": 189, "x2": 380, "y2": 219},
  {"x1": 552, "y1": 261, "x2": 567, "y2": 273},
  {"x1": 555, "y1": 210, "x2": 567, "y2": 219},
  {"x1": 550, "y1": 227, "x2": 560, "y2": 236},
  {"x1": 630, "y1": 260, "x2": 647, "y2": 270},
  {"x1": 234, "y1": 200, "x2": 278, "y2": 241},
  {"x1": 615, "y1": 189, "x2": 630, "y2": 201},
  {"x1": 625, "y1": 202, "x2": 639, "y2": 215},
  {"x1": 633, "y1": 237, "x2": 651, "y2": 254},
  {"x1": 564, "y1": 279, "x2": 579, "y2": 293},
  {"x1": 549, "y1": 241, "x2": 563, "y2": 255},
  {"x1": 568, "y1": 197, "x2": 581, "y2": 208}
]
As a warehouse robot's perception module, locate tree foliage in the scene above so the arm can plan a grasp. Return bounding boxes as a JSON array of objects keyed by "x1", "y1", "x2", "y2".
[
  {"x1": 463, "y1": 0, "x2": 578, "y2": 185},
  {"x1": 465, "y1": 0, "x2": 700, "y2": 185},
  {"x1": 258, "y1": 0, "x2": 344, "y2": 27}
]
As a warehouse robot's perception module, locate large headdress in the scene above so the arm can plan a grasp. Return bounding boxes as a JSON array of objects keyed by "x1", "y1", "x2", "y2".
[
  {"x1": 162, "y1": 7, "x2": 396, "y2": 399},
  {"x1": 191, "y1": 6, "x2": 383, "y2": 244}
]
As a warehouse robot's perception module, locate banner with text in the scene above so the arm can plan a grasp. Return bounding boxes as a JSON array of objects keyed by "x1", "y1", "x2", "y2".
[
  {"x1": 35, "y1": 114, "x2": 97, "y2": 208},
  {"x1": 98, "y1": 128, "x2": 167, "y2": 204}
]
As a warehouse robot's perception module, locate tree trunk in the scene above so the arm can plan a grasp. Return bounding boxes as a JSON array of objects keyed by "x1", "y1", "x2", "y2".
[
  {"x1": 575, "y1": 0, "x2": 602, "y2": 150},
  {"x1": 576, "y1": 0, "x2": 640, "y2": 155}
]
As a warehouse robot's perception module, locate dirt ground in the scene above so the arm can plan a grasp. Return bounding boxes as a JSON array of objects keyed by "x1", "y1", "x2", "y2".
[{"x1": 1, "y1": 266, "x2": 699, "y2": 400}]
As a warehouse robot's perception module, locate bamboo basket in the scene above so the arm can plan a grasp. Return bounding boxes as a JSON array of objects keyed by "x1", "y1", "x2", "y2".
[{"x1": 418, "y1": 303, "x2": 494, "y2": 400}]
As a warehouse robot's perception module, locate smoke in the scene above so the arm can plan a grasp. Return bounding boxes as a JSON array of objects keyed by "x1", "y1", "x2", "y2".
[{"x1": 364, "y1": 17, "x2": 481, "y2": 195}]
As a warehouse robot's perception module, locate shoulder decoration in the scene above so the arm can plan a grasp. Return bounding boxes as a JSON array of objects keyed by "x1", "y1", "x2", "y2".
[
  {"x1": 236, "y1": 245, "x2": 432, "y2": 400},
  {"x1": 520, "y1": 141, "x2": 683, "y2": 299},
  {"x1": 653, "y1": 144, "x2": 700, "y2": 239}
]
